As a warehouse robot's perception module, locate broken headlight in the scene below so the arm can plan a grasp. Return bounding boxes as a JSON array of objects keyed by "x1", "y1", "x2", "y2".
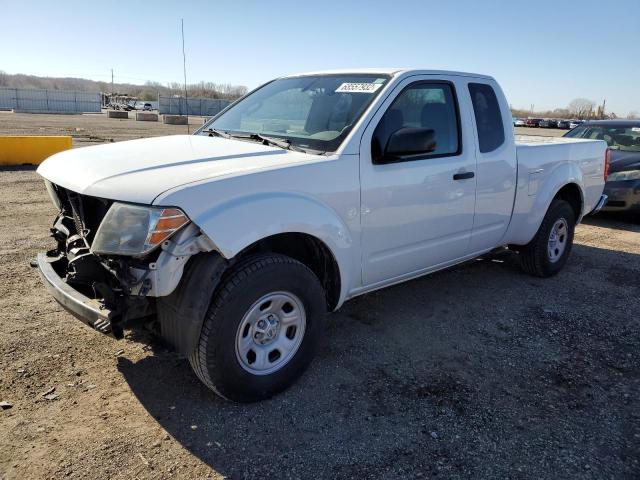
[{"x1": 91, "y1": 203, "x2": 189, "y2": 257}]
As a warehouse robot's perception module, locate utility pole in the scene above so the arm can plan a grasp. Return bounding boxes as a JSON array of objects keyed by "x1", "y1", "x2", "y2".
[
  {"x1": 181, "y1": 18, "x2": 189, "y2": 134},
  {"x1": 108, "y1": 68, "x2": 114, "y2": 109}
]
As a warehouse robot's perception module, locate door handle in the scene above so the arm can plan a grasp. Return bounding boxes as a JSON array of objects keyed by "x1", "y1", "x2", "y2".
[{"x1": 453, "y1": 171, "x2": 474, "y2": 180}]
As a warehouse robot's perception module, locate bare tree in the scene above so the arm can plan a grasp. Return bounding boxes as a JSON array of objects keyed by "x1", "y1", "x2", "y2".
[
  {"x1": 568, "y1": 98, "x2": 595, "y2": 119},
  {"x1": 552, "y1": 108, "x2": 571, "y2": 118},
  {"x1": 0, "y1": 71, "x2": 247, "y2": 101},
  {"x1": 628, "y1": 111, "x2": 639, "y2": 119}
]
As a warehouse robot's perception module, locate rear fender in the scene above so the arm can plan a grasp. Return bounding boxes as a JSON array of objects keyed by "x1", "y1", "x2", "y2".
[{"x1": 505, "y1": 162, "x2": 584, "y2": 245}]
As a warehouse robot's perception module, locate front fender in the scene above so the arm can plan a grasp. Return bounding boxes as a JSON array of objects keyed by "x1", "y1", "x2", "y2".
[
  {"x1": 190, "y1": 192, "x2": 355, "y2": 305},
  {"x1": 504, "y1": 161, "x2": 584, "y2": 245}
]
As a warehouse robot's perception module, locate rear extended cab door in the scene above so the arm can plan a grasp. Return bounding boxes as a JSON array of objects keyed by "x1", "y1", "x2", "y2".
[
  {"x1": 463, "y1": 79, "x2": 518, "y2": 252},
  {"x1": 358, "y1": 74, "x2": 478, "y2": 286}
]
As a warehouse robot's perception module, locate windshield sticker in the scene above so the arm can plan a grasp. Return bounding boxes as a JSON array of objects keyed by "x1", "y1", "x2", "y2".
[{"x1": 335, "y1": 83, "x2": 383, "y2": 93}]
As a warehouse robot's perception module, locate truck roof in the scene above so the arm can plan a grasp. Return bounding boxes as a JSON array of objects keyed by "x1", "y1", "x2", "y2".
[{"x1": 282, "y1": 68, "x2": 494, "y2": 80}]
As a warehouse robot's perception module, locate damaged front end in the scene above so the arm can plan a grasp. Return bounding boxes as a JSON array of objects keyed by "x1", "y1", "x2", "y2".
[
  {"x1": 34, "y1": 181, "x2": 213, "y2": 339},
  {"x1": 36, "y1": 185, "x2": 155, "y2": 337}
]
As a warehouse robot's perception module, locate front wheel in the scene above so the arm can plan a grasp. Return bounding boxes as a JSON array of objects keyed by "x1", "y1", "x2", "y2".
[
  {"x1": 189, "y1": 253, "x2": 326, "y2": 402},
  {"x1": 518, "y1": 199, "x2": 576, "y2": 277}
]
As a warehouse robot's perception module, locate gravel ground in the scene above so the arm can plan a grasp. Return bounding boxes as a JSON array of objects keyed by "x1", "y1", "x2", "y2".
[
  {"x1": 0, "y1": 114, "x2": 638, "y2": 479},
  {"x1": 0, "y1": 111, "x2": 206, "y2": 147}
]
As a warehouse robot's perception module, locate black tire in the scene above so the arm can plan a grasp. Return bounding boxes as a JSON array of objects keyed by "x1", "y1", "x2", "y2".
[
  {"x1": 188, "y1": 253, "x2": 326, "y2": 402},
  {"x1": 519, "y1": 199, "x2": 576, "y2": 277}
]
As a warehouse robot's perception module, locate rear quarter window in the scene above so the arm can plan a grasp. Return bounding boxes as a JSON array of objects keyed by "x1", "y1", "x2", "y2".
[{"x1": 469, "y1": 83, "x2": 505, "y2": 153}]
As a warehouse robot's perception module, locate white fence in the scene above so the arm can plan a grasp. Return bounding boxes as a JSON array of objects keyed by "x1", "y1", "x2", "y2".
[{"x1": 0, "y1": 88, "x2": 102, "y2": 113}]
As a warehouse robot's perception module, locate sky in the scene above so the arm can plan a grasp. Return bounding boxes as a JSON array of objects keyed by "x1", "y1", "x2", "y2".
[{"x1": 1, "y1": 0, "x2": 639, "y2": 116}]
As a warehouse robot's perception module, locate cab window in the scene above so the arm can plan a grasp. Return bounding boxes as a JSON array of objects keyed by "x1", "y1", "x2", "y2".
[
  {"x1": 468, "y1": 83, "x2": 505, "y2": 153},
  {"x1": 372, "y1": 82, "x2": 460, "y2": 163}
]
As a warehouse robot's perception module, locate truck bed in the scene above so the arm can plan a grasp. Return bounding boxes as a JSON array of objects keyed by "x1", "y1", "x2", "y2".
[{"x1": 504, "y1": 135, "x2": 607, "y2": 245}]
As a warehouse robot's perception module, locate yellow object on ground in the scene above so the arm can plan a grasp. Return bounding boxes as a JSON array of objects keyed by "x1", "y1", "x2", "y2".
[{"x1": 0, "y1": 136, "x2": 72, "y2": 166}]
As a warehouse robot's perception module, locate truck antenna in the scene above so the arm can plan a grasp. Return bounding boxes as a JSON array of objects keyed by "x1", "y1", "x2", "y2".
[{"x1": 181, "y1": 18, "x2": 189, "y2": 134}]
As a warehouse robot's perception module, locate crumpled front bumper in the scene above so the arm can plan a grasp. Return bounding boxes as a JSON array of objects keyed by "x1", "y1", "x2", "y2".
[{"x1": 33, "y1": 253, "x2": 122, "y2": 338}]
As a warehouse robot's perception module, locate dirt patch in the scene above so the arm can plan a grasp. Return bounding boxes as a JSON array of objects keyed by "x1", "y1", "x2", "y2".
[{"x1": 0, "y1": 111, "x2": 204, "y2": 148}]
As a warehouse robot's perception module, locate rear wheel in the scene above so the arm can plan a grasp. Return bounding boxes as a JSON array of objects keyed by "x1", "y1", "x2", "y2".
[
  {"x1": 518, "y1": 199, "x2": 576, "y2": 277},
  {"x1": 188, "y1": 253, "x2": 326, "y2": 402}
]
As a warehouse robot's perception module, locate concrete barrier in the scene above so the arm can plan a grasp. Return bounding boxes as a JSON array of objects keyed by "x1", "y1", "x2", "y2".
[
  {"x1": 0, "y1": 136, "x2": 72, "y2": 165},
  {"x1": 107, "y1": 110, "x2": 129, "y2": 119},
  {"x1": 135, "y1": 112, "x2": 158, "y2": 122},
  {"x1": 163, "y1": 115, "x2": 188, "y2": 125}
]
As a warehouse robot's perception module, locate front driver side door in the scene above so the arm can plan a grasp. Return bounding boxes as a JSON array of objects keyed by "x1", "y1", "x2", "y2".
[{"x1": 359, "y1": 77, "x2": 477, "y2": 286}]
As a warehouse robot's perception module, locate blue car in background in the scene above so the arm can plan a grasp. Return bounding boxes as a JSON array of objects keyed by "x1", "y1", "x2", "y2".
[{"x1": 565, "y1": 120, "x2": 640, "y2": 214}]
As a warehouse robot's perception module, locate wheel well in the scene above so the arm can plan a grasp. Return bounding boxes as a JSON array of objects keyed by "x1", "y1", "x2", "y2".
[
  {"x1": 554, "y1": 183, "x2": 583, "y2": 220},
  {"x1": 236, "y1": 233, "x2": 341, "y2": 310}
]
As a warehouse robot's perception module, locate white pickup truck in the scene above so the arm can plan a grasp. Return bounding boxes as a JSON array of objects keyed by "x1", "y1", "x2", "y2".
[{"x1": 35, "y1": 69, "x2": 608, "y2": 402}]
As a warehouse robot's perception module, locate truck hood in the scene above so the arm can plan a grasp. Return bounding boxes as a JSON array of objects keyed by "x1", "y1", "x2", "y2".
[{"x1": 37, "y1": 135, "x2": 316, "y2": 204}]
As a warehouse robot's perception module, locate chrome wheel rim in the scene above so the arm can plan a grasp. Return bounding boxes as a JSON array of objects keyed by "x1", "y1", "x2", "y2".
[
  {"x1": 548, "y1": 218, "x2": 568, "y2": 263},
  {"x1": 235, "y1": 291, "x2": 306, "y2": 375}
]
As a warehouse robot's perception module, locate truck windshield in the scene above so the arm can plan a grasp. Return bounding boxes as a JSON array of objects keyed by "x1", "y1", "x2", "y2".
[
  {"x1": 198, "y1": 74, "x2": 390, "y2": 153},
  {"x1": 565, "y1": 124, "x2": 640, "y2": 152}
]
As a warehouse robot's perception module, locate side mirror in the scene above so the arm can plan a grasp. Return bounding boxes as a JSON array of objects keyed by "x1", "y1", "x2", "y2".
[{"x1": 385, "y1": 127, "x2": 436, "y2": 157}]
